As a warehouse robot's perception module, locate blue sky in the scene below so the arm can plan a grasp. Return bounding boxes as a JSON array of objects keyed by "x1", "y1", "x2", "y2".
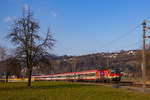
[{"x1": 0, "y1": 0, "x2": 150, "y2": 56}]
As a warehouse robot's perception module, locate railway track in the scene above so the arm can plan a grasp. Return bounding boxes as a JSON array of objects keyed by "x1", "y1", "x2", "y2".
[
  {"x1": 78, "y1": 81, "x2": 150, "y2": 93},
  {"x1": 80, "y1": 81, "x2": 150, "y2": 89},
  {"x1": 114, "y1": 81, "x2": 150, "y2": 88}
]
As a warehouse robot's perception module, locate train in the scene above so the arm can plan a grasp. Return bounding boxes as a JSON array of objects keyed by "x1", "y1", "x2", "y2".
[{"x1": 32, "y1": 69, "x2": 121, "y2": 82}]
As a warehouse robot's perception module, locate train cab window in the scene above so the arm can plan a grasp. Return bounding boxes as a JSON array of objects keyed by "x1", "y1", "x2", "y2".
[
  {"x1": 116, "y1": 70, "x2": 120, "y2": 73},
  {"x1": 110, "y1": 70, "x2": 115, "y2": 74},
  {"x1": 110, "y1": 70, "x2": 120, "y2": 74}
]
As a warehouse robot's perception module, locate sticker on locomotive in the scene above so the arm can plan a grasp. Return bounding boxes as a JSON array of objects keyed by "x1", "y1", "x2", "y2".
[{"x1": 100, "y1": 71, "x2": 105, "y2": 77}]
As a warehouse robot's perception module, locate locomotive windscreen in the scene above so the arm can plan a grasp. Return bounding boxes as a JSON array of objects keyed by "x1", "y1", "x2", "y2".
[{"x1": 110, "y1": 70, "x2": 120, "y2": 74}]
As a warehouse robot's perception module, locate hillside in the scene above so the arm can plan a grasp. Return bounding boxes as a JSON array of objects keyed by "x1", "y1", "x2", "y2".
[
  {"x1": 32, "y1": 50, "x2": 139, "y2": 77},
  {"x1": 0, "y1": 50, "x2": 143, "y2": 78}
]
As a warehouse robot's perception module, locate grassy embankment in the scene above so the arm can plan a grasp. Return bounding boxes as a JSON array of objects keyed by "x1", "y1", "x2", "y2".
[{"x1": 0, "y1": 81, "x2": 150, "y2": 100}]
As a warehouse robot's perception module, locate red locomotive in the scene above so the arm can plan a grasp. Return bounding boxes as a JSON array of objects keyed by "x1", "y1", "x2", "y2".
[{"x1": 32, "y1": 69, "x2": 121, "y2": 82}]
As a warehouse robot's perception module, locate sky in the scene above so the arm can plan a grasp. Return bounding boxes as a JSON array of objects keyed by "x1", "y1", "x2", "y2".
[{"x1": 0, "y1": 0, "x2": 150, "y2": 56}]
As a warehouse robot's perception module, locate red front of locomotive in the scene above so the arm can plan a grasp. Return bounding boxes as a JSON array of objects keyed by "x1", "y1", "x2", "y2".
[
  {"x1": 108, "y1": 69, "x2": 121, "y2": 81},
  {"x1": 96, "y1": 69, "x2": 121, "y2": 82},
  {"x1": 96, "y1": 70, "x2": 109, "y2": 81}
]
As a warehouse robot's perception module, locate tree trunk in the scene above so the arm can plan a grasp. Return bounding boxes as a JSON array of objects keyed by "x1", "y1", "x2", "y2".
[
  {"x1": 27, "y1": 68, "x2": 32, "y2": 87},
  {"x1": 5, "y1": 72, "x2": 9, "y2": 83}
]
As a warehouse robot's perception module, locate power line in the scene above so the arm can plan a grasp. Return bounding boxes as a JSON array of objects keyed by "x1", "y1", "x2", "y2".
[
  {"x1": 100, "y1": 24, "x2": 141, "y2": 51},
  {"x1": 117, "y1": 41, "x2": 142, "y2": 50}
]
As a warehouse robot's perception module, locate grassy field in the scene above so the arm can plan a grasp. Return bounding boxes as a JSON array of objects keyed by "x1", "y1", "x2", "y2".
[{"x1": 0, "y1": 81, "x2": 150, "y2": 100}]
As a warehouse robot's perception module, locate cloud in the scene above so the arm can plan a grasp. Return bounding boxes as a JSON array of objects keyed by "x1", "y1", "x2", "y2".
[
  {"x1": 51, "y1": 12, "x2": 57, "y2": 17},
  {"x1": 24, "y1": 4, "x2": 29, "y2": 10},
  {"x1": 4, "y1": 17, "x2": 12, "y2": 22}
]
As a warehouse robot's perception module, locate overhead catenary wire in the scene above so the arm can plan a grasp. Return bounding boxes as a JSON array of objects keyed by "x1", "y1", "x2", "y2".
[
  {"x1": 116, "y1": 41, "x2": 142, "y2": 51},
  {"x1": 99, "y1": 24, "x2": 142, "y2": 51}
]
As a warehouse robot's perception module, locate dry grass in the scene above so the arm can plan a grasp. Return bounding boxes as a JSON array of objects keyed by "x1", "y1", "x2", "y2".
[{"x1": 0, "y1": 81, "x2": 150, "y2": 100}]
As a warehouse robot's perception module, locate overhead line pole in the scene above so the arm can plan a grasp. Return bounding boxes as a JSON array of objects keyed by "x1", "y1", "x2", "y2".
[
  {"x1": 107, "y1": 52, "x2": 109, "y2": 68},
  {"x1": 142, "y1": 20, "x2": 146, "y2": 92}
]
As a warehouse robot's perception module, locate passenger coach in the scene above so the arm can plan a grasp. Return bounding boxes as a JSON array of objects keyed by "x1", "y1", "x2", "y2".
[{"x1": 32, "y1": 69, "x2": 121, "y2": 82}]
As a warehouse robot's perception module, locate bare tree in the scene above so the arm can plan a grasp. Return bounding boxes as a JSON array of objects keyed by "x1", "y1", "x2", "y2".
[
  {"x1": 0, "y1": 46, "x2": 6, "y2": 61},
  {"x1": 0, "y1": 46, "x2": 5, "y2": 79},
  {"x1": 7, "y1": 8, "x2": 55, "y2": 87},
  {"x1": 0, "y1": 46, "x2": 7, "y2": 82},
  {"x1": 4, "y1": 57, "x2": 21, "y2": 83},
  {"x1": 32, "y1": 54, "x2": 54, "y2": 75}
]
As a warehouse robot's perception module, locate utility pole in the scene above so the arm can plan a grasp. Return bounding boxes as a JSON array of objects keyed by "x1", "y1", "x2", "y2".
[
  {"x1": 73, "y1": 61, "x2": 76, "y2": 81},
  {"x1": 71, "y1": 57, "x2": 77, "y2": 81},
  {"x1": 107, "y1": 53, "x2": 109, "y2": 68},
  {"x1": 142, "y1": 20, "x2": 146, "y2": 91}
]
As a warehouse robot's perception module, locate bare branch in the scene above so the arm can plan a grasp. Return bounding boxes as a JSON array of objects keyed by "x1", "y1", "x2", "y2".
[{"x1": 7, "y1": 8, "x2": 55, "y2": 87}]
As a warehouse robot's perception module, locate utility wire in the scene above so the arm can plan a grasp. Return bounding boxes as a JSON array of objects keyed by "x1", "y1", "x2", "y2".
[
  {"x1": 117, "y1": 41, "x2": 142, "y2": 50},
  {"x1": 100, "y1": 24, "x2": 141, "y2": 51}
]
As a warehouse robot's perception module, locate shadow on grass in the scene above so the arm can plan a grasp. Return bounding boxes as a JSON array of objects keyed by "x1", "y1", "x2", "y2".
[{"x1": 0, "y1": 82, "x2": 91, "y2": 91}]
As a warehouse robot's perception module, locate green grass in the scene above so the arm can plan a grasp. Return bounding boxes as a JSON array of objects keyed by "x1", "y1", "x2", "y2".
[{"x1": 0, "y1": 81, "x2": 150, "y2": 100}]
